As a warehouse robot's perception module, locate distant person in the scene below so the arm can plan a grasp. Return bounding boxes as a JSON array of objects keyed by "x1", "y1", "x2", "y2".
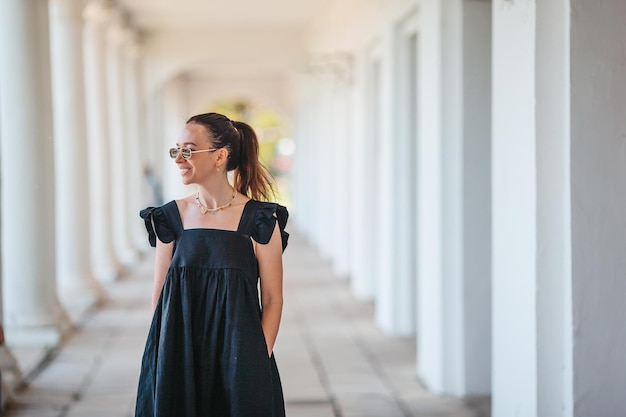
[
  {"x1": 135, "y1": 113, "x2": 288, "y2": 417},
  {"x1": 142, "y1": 166, "x2": 163, "y2": 206}
]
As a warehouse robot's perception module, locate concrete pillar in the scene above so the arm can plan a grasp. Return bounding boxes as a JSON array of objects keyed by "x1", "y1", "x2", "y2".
[
  {"x1": 0, "y1": 0, "x2": 70, "y2": 346},
  {"x1": 536, "y1": 1, "x2": 572, "y2": 416},
  {"x1": 313, "y1": 62, "x2": 352, "y2": 274},
  {"x1": 348, "y1": 52, "x2": 375, "y2": 300},
  {"x1": 416, "y1": 0, "x2": 445, "y2": 392},
  {"x1": 123, "y1": 36, "x2": 150, "y2": 249},
  {"x1": 492, "y1": 0, "x2": 540, "y2": 414},
  {"x1": 416, "y1": 0, "x2": 492, "y2": 396},
  {"x1": 373, "y1": 31, "x2": 399, "y2": 335},
  {"x1": 314, "y1": 76, "x2": 333, "y2": 259},
  {"x1": 389, "y1": 12, "x2": 419, "y2": 337},
  {"x1": 293, "y1": 76, "x2": 319, "y2": 242},
  {"x1": 144, "y1": 87, "x2": 166, "y2": 206},
  {"x1": 49, "y1": 0, "x2": 102, "y2": 313},
  {"x1": 106, "y1": 12, "x2": 139, "y2": 265},
  {"x1": 570, "y1": 1, "x2": 626, "y2": 415},
  {"x1": 329, "y1": 82, "x2": 351, "y2": 277},
  {"x1": 161, "y1": 76, "x2": 193, "y2": 200},
  {"x1": 83, "y1": 0, "x2": 122, "y2": 282}
]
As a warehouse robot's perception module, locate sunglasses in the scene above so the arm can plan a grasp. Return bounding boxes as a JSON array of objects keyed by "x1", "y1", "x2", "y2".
[{"x1": 169, "y1": 147, "x2": 217, "y2": 160}]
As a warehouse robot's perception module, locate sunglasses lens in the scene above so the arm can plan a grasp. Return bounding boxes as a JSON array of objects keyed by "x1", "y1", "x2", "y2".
[
  {"x1": 169, "y1": 148, "x2": 178, "y2": 158},
  {"x1": 181, "y1": 148, "x2": 192, "y2": 159}
]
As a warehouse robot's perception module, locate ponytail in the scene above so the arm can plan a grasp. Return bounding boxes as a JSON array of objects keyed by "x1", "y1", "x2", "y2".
[{"x1": 232, "y1": 121, "x2": 276, "y2": 201}]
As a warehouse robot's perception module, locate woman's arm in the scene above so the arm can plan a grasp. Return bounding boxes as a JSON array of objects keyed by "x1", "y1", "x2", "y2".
[
  {"x1": 152, "y1": 239, "x2": 174, "y2": 312},
  {"x1": 256, "y1": 222, "x2": 284, "y2": 357}
]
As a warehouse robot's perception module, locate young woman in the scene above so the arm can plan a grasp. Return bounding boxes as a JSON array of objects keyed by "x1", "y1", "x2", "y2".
[{"x1": 135, "y1": 113, "x2": 288, "y2": 417}]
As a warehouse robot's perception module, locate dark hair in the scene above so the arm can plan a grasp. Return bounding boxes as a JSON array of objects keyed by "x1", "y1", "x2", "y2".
[{"x1": 186, "y1": 112, "x2": 275, "y2": 201}]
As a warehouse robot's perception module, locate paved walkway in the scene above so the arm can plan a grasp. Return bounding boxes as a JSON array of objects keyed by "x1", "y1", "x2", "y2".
[{"x1": 4, "y1": 233, "x2": 489, "y2": 417}]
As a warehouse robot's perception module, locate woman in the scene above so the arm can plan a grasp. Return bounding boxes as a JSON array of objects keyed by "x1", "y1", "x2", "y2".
[{"x1": 135, "y1": 113, "x2": 288, "y2": 417}]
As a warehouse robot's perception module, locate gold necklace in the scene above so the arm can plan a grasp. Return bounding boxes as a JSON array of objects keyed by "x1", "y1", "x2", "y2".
[{"x1": 195, "y1": 188, "x2": 236, "y2": 215}]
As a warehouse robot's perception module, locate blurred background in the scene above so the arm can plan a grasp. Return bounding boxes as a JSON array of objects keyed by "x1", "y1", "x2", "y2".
[{"x1": 0, "y1": 0, "x2": 625, "y2": 416}]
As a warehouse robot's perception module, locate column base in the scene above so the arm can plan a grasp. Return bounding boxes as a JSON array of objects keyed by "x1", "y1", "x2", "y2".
[
  {"x1": 0, "y1": 345, "x2": 22, "y2": 405},
  {"x1": 6, "y1": 327, "x2": 63, "y2": 348},
  {"x1": 59, "y1": 279, "x2": 104, "y2": 322},
  {"x1": 117, "y1": 246, "x2": 142, "y2": 268},
  {"x1": 93, "y1": 262, "x2": 123, "y2": 283}
]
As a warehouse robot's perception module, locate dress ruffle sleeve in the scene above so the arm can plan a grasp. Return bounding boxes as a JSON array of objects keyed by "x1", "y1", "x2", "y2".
[
  {"x1": 251, "y1": 202, "x2": 289, "y2": 252},
  {"x1": 139, "y1": 206, "x2": 175, "y2": 247}
]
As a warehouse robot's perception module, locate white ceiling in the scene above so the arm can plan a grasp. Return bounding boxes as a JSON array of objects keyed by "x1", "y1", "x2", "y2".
[
  {"x1": 116, "y1": 0, "x2": 333, "y2": 90},
  {"x1": 117, "y1": 0, "x2": 333, "y2": 33}
]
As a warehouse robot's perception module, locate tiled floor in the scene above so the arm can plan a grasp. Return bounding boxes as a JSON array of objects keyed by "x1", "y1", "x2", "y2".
[{"x1": 3, "y1": 233, "x2": 489, "y2": 417}]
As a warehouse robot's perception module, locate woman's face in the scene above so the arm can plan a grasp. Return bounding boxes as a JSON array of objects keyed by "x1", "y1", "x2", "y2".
[{"x1": 174, "y1": 123, "x2": 216, "y2": 185}]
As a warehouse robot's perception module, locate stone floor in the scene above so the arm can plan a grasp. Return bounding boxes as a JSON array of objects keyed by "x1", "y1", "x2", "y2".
[{"x1": 3, "y1": 233, "x2": 490, "y2": 417}]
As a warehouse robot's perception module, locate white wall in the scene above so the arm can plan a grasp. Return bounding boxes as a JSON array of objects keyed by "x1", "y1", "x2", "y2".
[
  {"x1": 570, "y1": 0, "x2": 626, "y2": 415},
  {"x1": 185, "y1": 75, "x2": 293, "y2": 125}
]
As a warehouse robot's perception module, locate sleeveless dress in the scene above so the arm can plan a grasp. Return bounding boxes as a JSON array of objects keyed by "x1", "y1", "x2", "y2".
[{"x1": 135, "y1": 199, "x2": 289, "y2": 417}]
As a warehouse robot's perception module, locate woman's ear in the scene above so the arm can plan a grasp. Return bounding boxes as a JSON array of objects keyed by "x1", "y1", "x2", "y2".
[{"x1": 216, "y1": 147, "x2": 229, "y2": 167}]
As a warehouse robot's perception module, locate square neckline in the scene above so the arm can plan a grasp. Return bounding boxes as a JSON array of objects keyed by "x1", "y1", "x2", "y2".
[{"x1": 173, "y1": 198, "x2": 253, "y2": 234}]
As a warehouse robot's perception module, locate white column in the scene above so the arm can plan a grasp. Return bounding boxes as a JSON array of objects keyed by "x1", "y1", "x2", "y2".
[
  {"x1": 491, "y1": 1, "x2": 538, "y2": 414},
  {"x1": 415, "y1": 0, "x2": 492, "y2": 396},
  {"x1": 144, "y1": 87, "x2": 166, "y2": 205},
  {"x1": 536, "y1": 1, "x2": 572, "y2": 416},
  {"x1": 389, "y1": 13, "x2": 419, "y2": 337},
  {"x1": 314, "y1": 76, "x2": 333, "y2": 258},
  {"x1": 348, "y1": 53, "x2": 375, "y2": 300},
  {"x1": 161, "y1": 76, "x2": 193, "y2": 200},
  {"x1": 49, "y1": 0, "x2": 103, "y2": 313},
  {"x1": 293, "y1": 77, "x2": 317, "y2": 239},
  {"x1": 329, "y1": 82, "x2": 351, "y2": 277},
  {"x1": 360, "y1": 48, "x2": 384, "y2": 303},
  {"x1": 106, "y1": 13, "x2": 139, "y2": 265},
  {"x1": 0, "y1": 0, "x2": 70, "y2": 346},
  {"x1": 374, "y1": 28, "x2": 400, "y2": 335},
  {"x1": 123, "y1": 36, "x2": 150, "y2": 249},
  {"x1": 83, "y1": 0, "x2": 122, "y2": 282},
  {"x1": 416, "y1": 0, "x2": 444, "y2": 391}
]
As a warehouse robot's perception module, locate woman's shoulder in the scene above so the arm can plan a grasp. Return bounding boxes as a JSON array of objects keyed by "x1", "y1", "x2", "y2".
[
  {"x1": 139, "y1": 200, "x2": 179, "y2": 247},
  {"x1": 140, "y1": 200, "x2": 179, "y2": 220},
  {"x1": 246, "y1": 199, "x2": 289, "y2": 251}
]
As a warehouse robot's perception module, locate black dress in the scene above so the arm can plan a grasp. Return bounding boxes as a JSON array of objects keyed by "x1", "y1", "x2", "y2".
[{"x1": 135, "y1": 199, "x2": 289, "y2": 417}]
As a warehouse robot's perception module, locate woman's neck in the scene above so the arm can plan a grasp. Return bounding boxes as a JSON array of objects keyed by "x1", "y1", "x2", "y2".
[{"x1": 196, "y1": 178, "x2": 234, "y2": 208}]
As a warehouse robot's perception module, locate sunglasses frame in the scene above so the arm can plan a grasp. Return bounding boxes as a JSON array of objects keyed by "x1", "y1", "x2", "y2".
[{"x1": 169, "y1": 147, "x2": 217, "y2": 160}]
